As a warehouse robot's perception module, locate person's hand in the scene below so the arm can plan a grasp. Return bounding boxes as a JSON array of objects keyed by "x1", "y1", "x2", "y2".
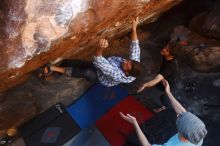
[
  {"x1": 132, "y1": 17, "x2": 139, "y2": 30},
  {"x1": 99, "y1": 39, "x2": 108, "y2": 49},
  {"x1": 162, "y1": 79, "x2": 170, "y2": 93},
  {"x1": 96, "y1": 39, "x2": 108, "y2": 56},
  {"x1": 119, "y1": 112, "x2": 137, "y2": 125},
  {"x1": 137, "y1": 84, "x2": 146, "y2": 93}
]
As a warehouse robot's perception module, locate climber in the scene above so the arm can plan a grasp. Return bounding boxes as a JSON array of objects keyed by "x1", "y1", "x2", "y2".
[
  {"x1": 40, "y1": 17, "x2": 144, "y2": 87},
  {"x1": 137, "y1": 42, "x2": 178, "y2": 112},
  {"x1": 120, "y1": 79, "x2": 207, "y2": 146}
]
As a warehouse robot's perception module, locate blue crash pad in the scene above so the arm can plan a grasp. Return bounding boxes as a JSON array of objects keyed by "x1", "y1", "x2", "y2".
[
  {"x1": 67, "y1": 84, "x2": 128, "y2": 129},
  {"x1": 63, "y1": 126, "x2": 110, "y2": 146}
]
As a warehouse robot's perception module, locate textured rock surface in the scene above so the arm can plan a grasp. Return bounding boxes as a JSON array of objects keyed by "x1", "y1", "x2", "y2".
[
  {"x1": 0, "y1": 76, "x2": 91, "y2": 137},
  {"x1": 170, "y1": 26, "x2": 220, "y2": 72},
  {"x1": 0, "y1": 0, "x2": 182, "y2": 92},
  {"x1": 190, "y1": 1, "x2": 220, "y2": 39}
]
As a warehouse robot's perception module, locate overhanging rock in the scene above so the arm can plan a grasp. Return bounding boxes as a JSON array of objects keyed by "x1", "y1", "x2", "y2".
[{"x1": 0, "y1": 0, "x2": 182, "y2": 92}]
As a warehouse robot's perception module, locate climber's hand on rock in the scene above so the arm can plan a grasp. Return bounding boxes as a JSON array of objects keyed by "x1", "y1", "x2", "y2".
[
  {"x1": 95, "y1": 39, "x2": 108, "y2": 56},
  {"x1": 132, "y1": 17, "x2": 139, "y2": 30},
  {"x1": 99, "y1": 39, "x2": 108, "y2": 49}
]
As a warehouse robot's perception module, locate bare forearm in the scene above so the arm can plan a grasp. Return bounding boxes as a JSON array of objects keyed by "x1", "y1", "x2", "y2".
[
  {"x1": 50, "y1": 66, "x2": 65, "y2": 74},
  {"x1": 131, "y1": 28, "x2": 138, "y2": 41},
  {"x1": 166, "y1": 91, "x2": 187, "y2": 115},
  {"x1": 95, "y1": 48, "x2": 104, "y2": 56},
  {"x1": 133, "y1": 122, "x2": 151, "y2": 146},
  {"x1": 144, "y1": 74, "x2": 164, "y2": 88}
]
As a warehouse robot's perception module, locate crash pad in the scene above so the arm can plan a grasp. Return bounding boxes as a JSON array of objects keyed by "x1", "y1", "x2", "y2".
[
  {"x1": 20, "y1": 103, "x2": 80, "y2": 146},
  {"x1": 96, "y1": 96, "x2": 154, "y2": 146},
  {"x1": 63, "y1": 126, "x2": 110, "y2": 146},
  {"x1": 67, "y1": 84, "x2": 128, "y2": 129}
]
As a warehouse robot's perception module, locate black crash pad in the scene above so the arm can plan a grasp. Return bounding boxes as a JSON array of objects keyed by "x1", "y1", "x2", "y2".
[{"x1": 19, "y1": 103, "x2": 80, "y2": 146}]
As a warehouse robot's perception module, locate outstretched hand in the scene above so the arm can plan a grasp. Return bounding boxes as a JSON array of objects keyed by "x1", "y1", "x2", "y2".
[
  {"x1": 132, "y1": 17, "x2": 139, "y2": 30},
  {"x1": 119, "y1": 112, "x2": 137, "y2": 125},
  {"x1": 162, "y1": 79, "x2": 170, "y2": 93}
]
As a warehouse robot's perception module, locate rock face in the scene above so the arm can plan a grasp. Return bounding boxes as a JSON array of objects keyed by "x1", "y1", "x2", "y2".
[
  {"x1": 190, "y1": 1, "x2": 220, "y2": 39},
  {"x1": 0, "y1": 76, "x2": 91, "y2": 134},
  {"x1": 0, "y1": 0, "x2": 183, "y2": 92},
  {"x1": 170, "y1": 26, "x2": 220, "y2": 72}
]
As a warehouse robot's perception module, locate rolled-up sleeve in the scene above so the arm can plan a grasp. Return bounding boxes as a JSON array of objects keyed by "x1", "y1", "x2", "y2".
[{"x1": 130, "y1": 40, "x2": 140, "y2": 62}]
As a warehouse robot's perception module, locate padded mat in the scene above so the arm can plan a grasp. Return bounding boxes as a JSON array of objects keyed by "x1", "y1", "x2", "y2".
[
  {"x1": 20, "y1": 103, "x2": 80, "y2": 146},
  {"x1": 67, "y1": 84, "x2": 128, "y2": 129},
  {"x1": 63, "y1": 126, "x2": 110, "y2": 146},
  {"x1": 20, "y1": 103, "x2": 66, "y2": 138},
  {"x1": 96, "y1": 96, "x2": 154, "y2": 146}
]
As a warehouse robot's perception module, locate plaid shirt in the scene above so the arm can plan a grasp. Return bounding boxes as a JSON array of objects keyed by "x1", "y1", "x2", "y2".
[{"x1": 93, "y1": 40, "x2": 140, "y2": 87}]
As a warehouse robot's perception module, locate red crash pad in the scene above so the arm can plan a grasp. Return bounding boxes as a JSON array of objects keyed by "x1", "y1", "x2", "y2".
[{"x1": 96, "y1": 96, "x2": 154, "y2": 146}]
